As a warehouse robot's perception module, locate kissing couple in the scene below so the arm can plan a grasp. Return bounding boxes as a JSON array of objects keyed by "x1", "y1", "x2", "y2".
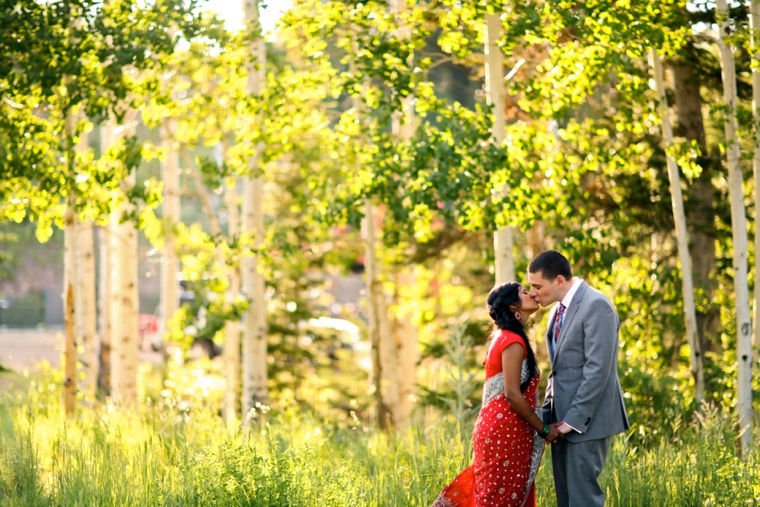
[{"x1": 431, "y1": 250, "x2": 630, "y2": 507}]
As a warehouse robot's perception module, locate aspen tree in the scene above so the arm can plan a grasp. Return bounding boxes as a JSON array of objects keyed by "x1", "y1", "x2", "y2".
[
  {"x1": 362, "y1": 198, "x2": 397, "y2": 429},
  {"x1": 161, "y1": 122, "x2": 180, "y2": 342},
  {"x1": 63, "y1": 176, "x2": 77, "y2": 415},
  {"x1": 98, "y1": 120, "x2": 114, "y2": 394},
  {"x1": 223, "y1": 140, "x2": 241, "y2": 427},
  {"x1": 110, "y1": 115, "x2": 139, "y2": 404},
  {"x1": 348, "y1": 40, "x2": 398, "y2": 427},
  {"x1": 750, "y1": 0, "x2": 760, "y2": 352},
  {"x1": 76, "y1": 122, "x2": 97, "y2": 395},
  {"x1": 485, "y1": 13, "x2": 514, "y2": 284},
  {"x1": 76, "y1": 221, "x2": 97, "y2": 394},
  {"x1": 650, "y1": 49, "x2": 704, "y2": 403},
  {"x1": 242, "y1": 0, "x2": 269, "y2": 421},
  {"x1": 716, "y1": 0, "x2": 753, "y2": 454},
  {"x1": 390, "y1": 0, "x2": 417, "y2": 430},
  {"x1": 62, "y1": 16, "x2": 80, "y2": 416}
]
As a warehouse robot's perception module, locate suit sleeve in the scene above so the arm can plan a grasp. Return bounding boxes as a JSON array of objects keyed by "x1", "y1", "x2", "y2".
[
  {"x1": 541, "y1": 380, "x2": 553, "y2": 424},
  {"x1": 562, "y1": 298, "x2": 618, "y2": 432}
]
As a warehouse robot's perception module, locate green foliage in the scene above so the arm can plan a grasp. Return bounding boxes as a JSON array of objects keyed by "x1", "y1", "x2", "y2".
[{"x1": 0, "y1": 0, "x2": 208, "y2": 239}]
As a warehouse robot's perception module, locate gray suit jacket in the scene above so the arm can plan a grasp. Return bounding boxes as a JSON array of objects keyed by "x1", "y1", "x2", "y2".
[{"x1": 541, "y1": 281, "x2": 630, "y2": 443}]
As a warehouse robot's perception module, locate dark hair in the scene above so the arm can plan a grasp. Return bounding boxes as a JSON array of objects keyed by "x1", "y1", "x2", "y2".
[
  {"x1": 528, "y1": 250, "x2": 572, "y2": 281},
  {"x1": 486, "y1": 282, "x2": 538, "y2": 391}
]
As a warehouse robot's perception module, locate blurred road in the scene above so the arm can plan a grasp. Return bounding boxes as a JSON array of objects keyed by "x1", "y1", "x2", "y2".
[
  {"x1": 0, "y1": 328, "x2": 163, "y2": 372},
  {"x1": 0, "y1": 329, "x2": 62, "y2": 371}
]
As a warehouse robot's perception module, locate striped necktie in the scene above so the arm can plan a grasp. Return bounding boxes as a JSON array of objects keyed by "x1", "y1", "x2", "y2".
[{"x1": 554, "y1": 303, "x2": 566, "y2": 344}]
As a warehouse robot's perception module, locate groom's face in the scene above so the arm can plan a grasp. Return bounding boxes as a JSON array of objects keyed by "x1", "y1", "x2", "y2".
[{"x1": 527, "y1": 270, "x2": 560, "y2": 307}]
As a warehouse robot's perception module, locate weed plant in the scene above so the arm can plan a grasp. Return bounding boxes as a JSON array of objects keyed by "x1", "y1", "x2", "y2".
[{"x1": 0, "y1": 366, "x2": 757, "y2": 507}]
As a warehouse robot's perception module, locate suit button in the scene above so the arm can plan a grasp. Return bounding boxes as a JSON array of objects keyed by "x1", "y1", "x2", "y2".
[{"x1": 585, "y1": 417, "x2": 591, "y2": 426}]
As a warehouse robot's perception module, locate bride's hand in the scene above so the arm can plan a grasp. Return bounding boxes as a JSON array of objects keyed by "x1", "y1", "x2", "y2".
[{"x1": 544, "y1": 425, "x2": 564, "y2": 443}]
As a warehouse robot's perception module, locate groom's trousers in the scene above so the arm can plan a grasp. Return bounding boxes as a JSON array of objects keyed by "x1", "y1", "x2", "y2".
[{"x1": 550, "y1": 436, "x2": 611, "y2": 507}]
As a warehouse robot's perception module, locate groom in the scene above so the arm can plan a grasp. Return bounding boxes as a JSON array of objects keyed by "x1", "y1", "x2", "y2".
[{"x1": 527, "y1": 250, "x2": 629, "y2": 507}]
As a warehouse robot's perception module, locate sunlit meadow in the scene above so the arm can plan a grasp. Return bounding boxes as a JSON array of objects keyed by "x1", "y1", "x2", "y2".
[{"x1": 0, "y1": 360, "x2": 758, "y2": 507}]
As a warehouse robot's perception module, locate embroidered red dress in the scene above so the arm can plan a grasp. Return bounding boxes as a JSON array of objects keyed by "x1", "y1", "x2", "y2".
[{"x1": 431, "y1": 330, "x2": 544, "y2": 507}]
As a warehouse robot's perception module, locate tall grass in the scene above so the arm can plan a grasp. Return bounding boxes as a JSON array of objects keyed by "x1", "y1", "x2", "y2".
[{"x1": 0, "y1": 368, "x2": 757, "y2": 507}]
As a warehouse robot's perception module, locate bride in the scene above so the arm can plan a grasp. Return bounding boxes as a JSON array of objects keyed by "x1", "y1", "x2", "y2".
[{"x1": 431, "y1": 282, "x2": 561, "y2": 507}]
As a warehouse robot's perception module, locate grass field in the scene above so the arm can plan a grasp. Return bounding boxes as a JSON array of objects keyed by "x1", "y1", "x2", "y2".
[{"x1": 0, "y1": 365, "x2": 758, "y2": 507}]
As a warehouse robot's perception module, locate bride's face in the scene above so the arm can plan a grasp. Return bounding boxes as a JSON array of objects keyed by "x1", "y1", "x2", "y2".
[{"x1": 517, "y1": 285, "x2": 540, "y2": 315}]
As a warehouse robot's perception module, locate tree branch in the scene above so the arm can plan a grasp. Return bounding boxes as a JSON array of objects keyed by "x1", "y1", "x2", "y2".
[{"x1": 178, "y1": 146, "x2": 222, "y2": 236}]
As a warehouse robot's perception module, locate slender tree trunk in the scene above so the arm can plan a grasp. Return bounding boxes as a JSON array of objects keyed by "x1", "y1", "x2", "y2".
[
  {"x1": 161, "y1": 123, "x2": 180, "y2": 340},
  {"x1": 363, "y1": 199, "x2": 395, "y2": 429},
  {"x1": 223, "y1": 141, "x2": 241, "y2": 427},
  {"x1": 98, "y1": 225, "x2": 112, "y2": 393},
  {"x1": 650, "y1": 49, "x2": 704, "y2": 403},
  {"x1": 394, "y1": 269, "x2": 418, "y2": 427},
  {"x1": 98, "y1": 121, "x2": 114, "y2": 394},
  {"x1": 526, "y1": 222, "x2": 545, "y2": 258},
  {"x1": 485, "y1": 13, "x2": 514, "y2": 284},
  {"x1": 390, "y1": 0, "x2": 417, "y2": 430},
  {"x1": 716, "y1": 0, "x2": 753, "y2": 455},
  {"x1": 74, "y1": 121, "x2": 97, "y2": 396},
  {"x1": 63, "y1": 206, "x2": 77, "y2": 415},
  {"x1": 670, "y1": 54, "x2": 721, "y2": 361},
  {"x1": 179, "y1": 148, "x2": 222, "y2": 235},
  {"x1": 242, "y1": 0, "x2": 269, "y2": 421},
  {"x1": 348, "y1": 42, "x2": 397, "y2": 428},
  {"x1": 76, "y1": 220, "x2": 97, "y2": 395},
  {"x1": 62, "y1": 107, "x2": 78, "y2": 415},
  {"x1": 110, "y1": 117, "x2": 139, "y2": 404},
  {"x1": 750, "y1": 0, "x2": 760, "y2": 352}
]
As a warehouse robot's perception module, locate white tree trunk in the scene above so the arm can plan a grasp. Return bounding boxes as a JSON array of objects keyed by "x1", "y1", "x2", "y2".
[
  {"x1": 98, "y1": 224, "x2": 112, "y2": 393},
  {"x1": 62, "y1": 110, "x2": 77, "y2": 415},
  {"x1": 110, "y1": 117, "x2": 139, "y2": 404},
  {"x1": 98, "y1": 121, "x2": 114, "y2": 394},
  {"x1": 242, "y1": 175, "x2": 268, "y2": 418},
  {"x1": 394, "y1": 270, "x2": 418, "y2": 427},
  {"x1": 161, "y1": 122, "x2": 180, "y2": 339},
  {"x1": 485, "y1": 13, "x2": 515, "y2": 284},
  {"x1": 76, "y1": 220, "x2": 97, "y2": 394},
  {"x1": 750, "y1": 0, "x2": 760, "y2": 353},
  {"x1": 717, "y1": 0, "x2": 753, "y2": 455},
  {"x1": 223, "y1": 143, "x2": 241, "y2": 427},
  {"x1": 242, "y1": 0, "x2": 269, "y2": 421},
  {"x1": 650, "y1": 49, "x2": 705, "y2": 403},
  {"x1": 74, "y1": 125, "x2": 97, "y2": 396},
  {"x1": 63, "y1": 206, "x2": 77, "y2": 415},
  {"x1": 389, "y1": 0, "x2": 417, "y2": 430}
]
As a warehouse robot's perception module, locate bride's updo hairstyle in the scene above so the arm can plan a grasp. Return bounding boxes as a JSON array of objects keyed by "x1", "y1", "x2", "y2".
[{"x1": 487, "y1": 282, "x2": 538, "y2": 392}]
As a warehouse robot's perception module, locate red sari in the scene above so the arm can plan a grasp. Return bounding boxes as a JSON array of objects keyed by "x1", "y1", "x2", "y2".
[{"x1": 431, "y1": 330, "x2": 544, "y2": 507}]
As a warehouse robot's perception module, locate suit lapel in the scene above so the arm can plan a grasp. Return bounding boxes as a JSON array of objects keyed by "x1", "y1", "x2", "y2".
[{"x1": 554, "y1": 281, "x2": 588, "y2": 362}]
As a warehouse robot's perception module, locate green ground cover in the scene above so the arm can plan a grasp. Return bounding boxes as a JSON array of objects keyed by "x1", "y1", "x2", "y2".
[{"x1": 0, "y1": 367, "x2": 757, "y2": 507}]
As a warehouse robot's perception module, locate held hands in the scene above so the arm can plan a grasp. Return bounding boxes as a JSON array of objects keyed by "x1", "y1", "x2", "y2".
[{"x1": 544, "y1": 423, "x2": 565, "y2": 444}]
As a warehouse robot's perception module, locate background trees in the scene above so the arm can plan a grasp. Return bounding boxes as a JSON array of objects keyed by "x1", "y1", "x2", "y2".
[{"x1": 0, "y1": 0, "x2": 757, "y2": 454}]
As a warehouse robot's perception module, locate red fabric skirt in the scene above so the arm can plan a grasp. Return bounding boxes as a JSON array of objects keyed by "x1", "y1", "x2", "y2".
[{"x1": 431, "y1": 372, "x2": 543, "y2": 507}]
